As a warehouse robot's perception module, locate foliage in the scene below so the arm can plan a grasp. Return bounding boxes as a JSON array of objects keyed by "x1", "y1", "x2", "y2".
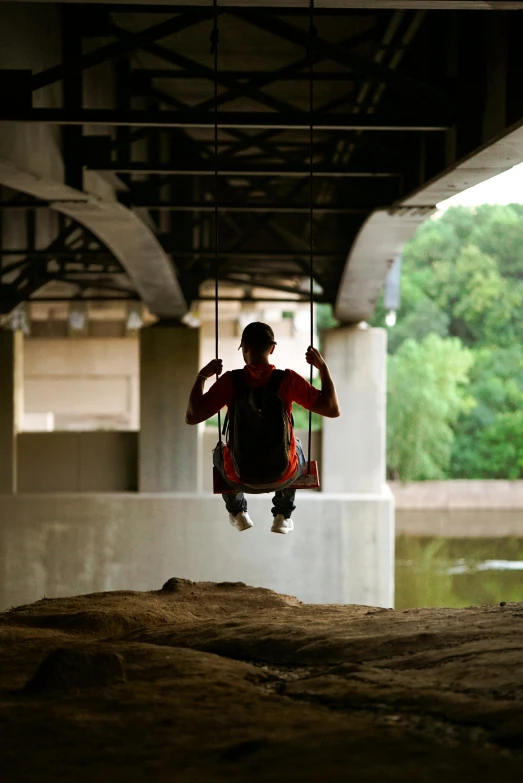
[
  {"x1": 450, "y1": 346, "x2": 523, "y2": 478},
  {"x1": 316, "y1": 303, "x2": 339, "y2": 334},
  {"x1": 387, "y1": 334, "x2": 473, "y2": 481},
  {"x1": 316, "y1": 303, "x2": 339, "y2": 354},
  {"x1": 386, "y1": 296, "x2": 449, "y2": 354},
  {"x1": 428, "y1": 245, "x2": 523, "y2": 347},
  {"x1": 375, "y1": 204, "x2": 523, "y2": 480}
]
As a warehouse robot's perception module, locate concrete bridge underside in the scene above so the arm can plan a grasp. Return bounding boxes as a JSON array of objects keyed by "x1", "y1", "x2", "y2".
[{"x1": 1, "y1": 0, "x2": 523, "y2": 321}]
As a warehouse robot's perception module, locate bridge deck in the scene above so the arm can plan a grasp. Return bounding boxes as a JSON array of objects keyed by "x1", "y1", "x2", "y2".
[{"x1": 0, "y1": 2, "x2": 522, "y2": 321}]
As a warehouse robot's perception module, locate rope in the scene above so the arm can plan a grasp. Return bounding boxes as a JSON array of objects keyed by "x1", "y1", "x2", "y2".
[
  {"x1": 307, "y1": 0, "x2": 316, "y2": 473},
  {"x1": 211, "y1": 0, "x2": 222, "y2": 459}
]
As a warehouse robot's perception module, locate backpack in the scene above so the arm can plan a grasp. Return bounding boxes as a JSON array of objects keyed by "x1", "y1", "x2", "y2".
[{"x1": 223, "y1": 369, "x2": 293, "y2": 485}]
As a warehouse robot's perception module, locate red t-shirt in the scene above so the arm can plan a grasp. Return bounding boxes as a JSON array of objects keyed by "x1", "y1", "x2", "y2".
[{"x1": 204, "y1": 364, "x2": 321, "y2": 484}]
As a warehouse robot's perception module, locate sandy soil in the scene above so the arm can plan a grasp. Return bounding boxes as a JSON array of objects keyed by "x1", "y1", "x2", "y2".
[{"x1": 1, "y1": 578, "x2": 523, "y2": 782}]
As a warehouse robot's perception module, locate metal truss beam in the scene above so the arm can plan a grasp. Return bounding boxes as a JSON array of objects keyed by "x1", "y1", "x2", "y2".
[
  {"x1": 197, "y1": 296, "x2": 318, "y2": 303},
  {"x1": 31, "y1": 11, "x2": 212, "y2": 90},
  {"x1": 93, "y1": 162, "x2": 399, "y2": 178},
  {"x1": 132, "y1": 69, "x2": 359, "y2": 82},
  {"x1": 0, "y1": 109, "x2": 450, "y2": 131},
  {"x1": 9, "y1": 2, "x2": 521, "y2": 13},
  {"x1": 140, "y1": 86, "x2": 300, "y2": 167},
  {"x1": 217, "y1": 275, "x2": 324, "y2": 299},
  {"x1": 0, "y1": 250, "x2": 115, "y2": 258},
  {"x1": 191, "y1": 30, "x2": 380, "y2": 116},
  {"x1": 113, "y1": 24, "x2": 387, "y2": 172},
  {"x1": 132, "y1": 202, "x2": 369, "y2": 214},
  {"x1": 0, "y1": 223, "x2": 80, "y2": 313},
  {"x1": 0, "y1": 295, "x2": 140, "y2": 303},
  {"x1": 0, "y1": 158, "x2": 187, "y2": 318},
  {"x1": 232, "y1": 9, "x2": 446, "y2": 107},
  {"x1": 164, "y1": 251, "x2": 345, "y2": 260},
  {"x1": 82, "y1": 2, "x2": 523, "y2": 9},
  {"x1": 118, "y1": 30, "x2": 298, "y2": 117},
  {"x1": 128, "y1": 23, "x2": 382, "y2": 162}
]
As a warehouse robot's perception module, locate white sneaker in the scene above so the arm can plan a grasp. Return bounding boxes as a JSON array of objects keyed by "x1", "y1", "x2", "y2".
[
  {"x1": 271, "y1": 514, "x2": 294, "y2": 534},
  {"x1": 229, "y1": 511, "x2": 254, "y2": 532}
]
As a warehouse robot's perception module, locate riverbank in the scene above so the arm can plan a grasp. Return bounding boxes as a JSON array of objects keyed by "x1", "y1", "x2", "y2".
[
  {"x1": 396, "y1": 481, "x2": 523, "y2": 538},
  {"x1": 1, "y1": 579, "x2": 523, "y2": 781},
  {"x1": 396, "y1": 508, "x2": 523, "y2": 537},
  {"x1": 392, "y1": 481, "x2": 523, "y2": 537},
  {"x1": 391, "y1": 480, "x2": 523, "y2": 509}
]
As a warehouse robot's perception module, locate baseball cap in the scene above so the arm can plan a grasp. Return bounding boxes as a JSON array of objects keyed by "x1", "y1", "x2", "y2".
[{"x1": 239, "y1": 321, "x2": 277, "y2": 350}]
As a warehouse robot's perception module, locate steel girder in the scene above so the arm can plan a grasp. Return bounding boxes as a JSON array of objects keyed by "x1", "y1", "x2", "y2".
[{"x1": 1, "y1": 2, "x2": 521, "y2": 313}]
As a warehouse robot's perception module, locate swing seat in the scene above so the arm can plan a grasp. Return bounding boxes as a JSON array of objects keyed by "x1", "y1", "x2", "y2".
[{"x1": 213, "y1": 461, "x2": 320, "y2": 494}]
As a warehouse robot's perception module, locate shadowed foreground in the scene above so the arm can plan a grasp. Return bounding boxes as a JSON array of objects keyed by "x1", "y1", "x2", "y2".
[{"x1": 1, "y1": 579, "x2": 523, "y2": 781}]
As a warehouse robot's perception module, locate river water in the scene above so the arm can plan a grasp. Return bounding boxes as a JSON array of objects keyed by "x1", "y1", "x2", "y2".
[{"x1": 396, "y1": 520, "x2": 523, "y2": 609}]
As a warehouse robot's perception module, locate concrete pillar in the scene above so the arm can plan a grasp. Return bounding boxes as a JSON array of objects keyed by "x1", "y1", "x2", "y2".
[
  {"x1": 139, "y1": 324, "x2": 201, "y2": 492},
  {"x1": 322, "y1": 325, "x2": 387, "y2": 494},
  {"x1": 0, "y1": 330, "x2": 23, "y2": 494}
]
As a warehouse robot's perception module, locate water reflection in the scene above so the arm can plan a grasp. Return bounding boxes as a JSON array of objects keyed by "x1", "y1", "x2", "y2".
[{"x1": 395, "y1": 535, "x2": 523, "y2": 609}]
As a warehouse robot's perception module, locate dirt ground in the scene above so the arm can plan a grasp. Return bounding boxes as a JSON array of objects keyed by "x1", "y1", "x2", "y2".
[{"x1": 1, "y1": 578, "x2": 523, "y2": 782}]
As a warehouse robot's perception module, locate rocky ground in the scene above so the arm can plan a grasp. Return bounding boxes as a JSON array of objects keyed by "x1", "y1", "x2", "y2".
[{"x1": 1, "y1": 578, "x2": 523, "y2": 781}]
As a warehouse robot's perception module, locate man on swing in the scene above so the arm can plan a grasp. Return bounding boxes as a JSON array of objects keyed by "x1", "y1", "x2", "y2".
[{"x1": 185, "y1": 322, "x2": 340, "y2": 534}]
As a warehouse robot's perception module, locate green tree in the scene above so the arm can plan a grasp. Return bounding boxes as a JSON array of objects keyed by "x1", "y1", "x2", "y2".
[
  {"x1": 469, "y1": 203, "x2": 523, "y2": 280},
  {"x1": 386, "y1": 296, "x2": 449, "y2": 354},
  {"x1": 480, "y1": 411, "x2": 523, "y2": 479},
  {"x1": 387, "y1": 334, "x2": 473, "y2": 481},
  {"x1": 428, "y1": 245, "x2": 523, "y2": 347},
  {"x1": 359, "y1": 204, "x2": 523, "y2": 479},
  {"x1": 450, "y1": 345, "x2": 523, "y2": 478},
  {"x1": 402, "y1": 210, "x2": 462, "y2": 270},
  {"x1": 316, "y1": 303, "x2": 339, "y2": 335}
]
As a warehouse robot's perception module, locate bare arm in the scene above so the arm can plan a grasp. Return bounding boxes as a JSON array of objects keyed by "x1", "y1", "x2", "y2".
[
  {"x1": 306, "y1": 346, "x2": 341, "y2": 418},
  {"x1": 185, "y1": 358, "x2": 223, "y2": 425}
]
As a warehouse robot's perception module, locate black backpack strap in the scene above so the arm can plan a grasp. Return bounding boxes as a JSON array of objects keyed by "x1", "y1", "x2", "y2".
[
  {"x1": 230, "y1": 369, "x2": 248, "y2": 395},
  {"x1": 267, "y1": 369, "x2": 294, "y2": 428},
  {"x1": 267, "y1": 368, "x2": 285, "y2": 395},
  {"x1": 224, "y1": 370, "x2": 247, "y2": 438}
]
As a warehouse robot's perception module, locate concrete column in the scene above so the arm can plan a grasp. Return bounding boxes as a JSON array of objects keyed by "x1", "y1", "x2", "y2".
[
  {"x1": 0, "y1": 330, "x2": 23, "y2": 494},
  {"x1": 322, "y1": 325, "x2": 387, "y2": 494},
  {"x1": 139, "y1": 324, "x2": 201, "y2": 492}
]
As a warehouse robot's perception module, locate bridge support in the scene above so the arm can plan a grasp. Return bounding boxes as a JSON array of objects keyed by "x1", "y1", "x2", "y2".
[
  {"x1": 322, "y1": 325, "x2": 387, "y2": 493},
  {"x1": 0, "y1": 330, "x2": 23, "y2": 494},
  {"x1": 139, "y1": 324, "x2": 201, "y2": 493},
  {"x1": 321, "y1": 325, "x2": 394, "y2": 606}
]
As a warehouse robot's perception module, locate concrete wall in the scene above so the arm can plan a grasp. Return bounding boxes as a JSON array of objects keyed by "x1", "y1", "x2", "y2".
[
  {"x1": 23, "y1": 337, "x2": 139, "y2": 430},
  {"x1": 17, "y1": 432, "x2": 138, "y2": 492},
  {"x1": 14, "y1": 428, "x2": 317, "y2": 493},
  {"x1": 21, "y1": 317, "x2": 313, "y2": 432},
  {"x1": 0, "y1": 492, "x2": 394, "y2": 611},
  {"x1": 392, "y1": 480, "x2": 523, "y2": 509},
  {"x1": 396, "y1": 509, "x2": 523, "y2": 539}
]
